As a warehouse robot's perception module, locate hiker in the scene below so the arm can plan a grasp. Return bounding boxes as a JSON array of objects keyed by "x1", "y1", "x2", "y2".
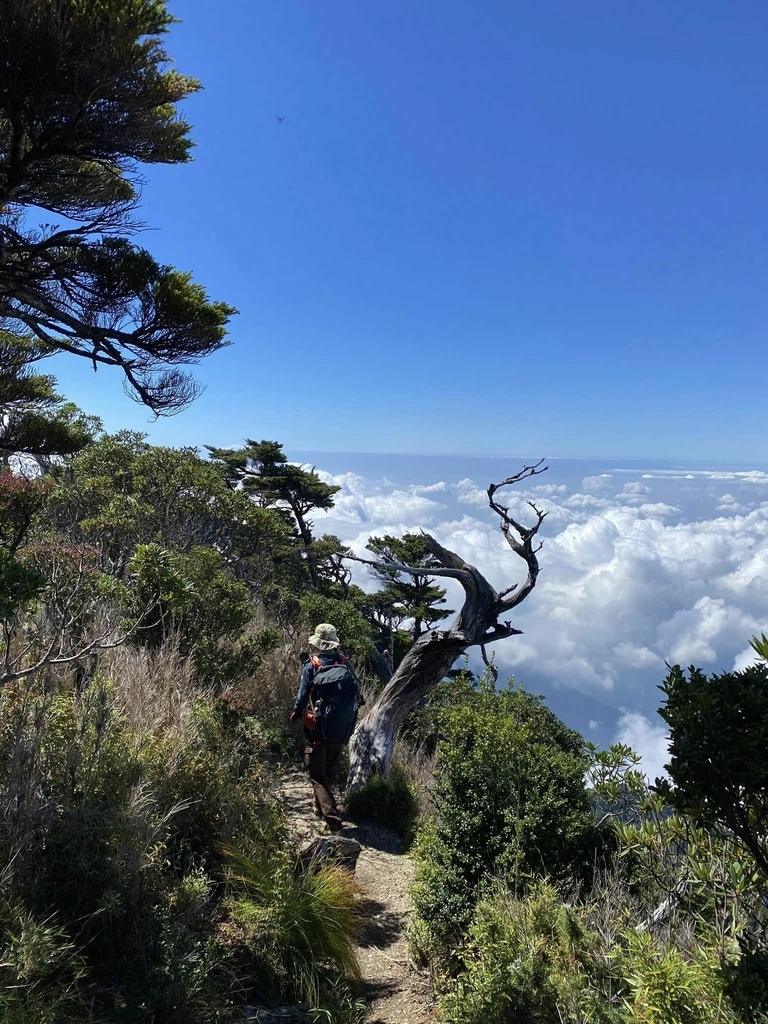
[{"x1": 289, "y1": 623, "x2": 361, "y2": 833}]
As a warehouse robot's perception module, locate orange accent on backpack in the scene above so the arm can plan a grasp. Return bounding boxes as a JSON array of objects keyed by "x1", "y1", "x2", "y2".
[
  {"x1": 310, "y1": 653, "x2": 348, "y2": 669},
  {"x1": 302, "y1": 694, "x2": 318, "y2": 731}
]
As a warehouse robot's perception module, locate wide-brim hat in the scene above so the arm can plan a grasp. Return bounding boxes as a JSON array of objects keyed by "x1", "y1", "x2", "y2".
[{"x1": 308, "y1": 623, "x2": 340, "y2": 650}]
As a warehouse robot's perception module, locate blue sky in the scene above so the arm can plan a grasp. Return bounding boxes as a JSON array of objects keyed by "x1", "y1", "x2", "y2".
[{"x1": 50, "y1": 0, "x2": 768, "y2": 459}]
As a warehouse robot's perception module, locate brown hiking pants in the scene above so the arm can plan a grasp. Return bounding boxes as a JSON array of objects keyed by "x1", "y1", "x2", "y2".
[{"x1": 304, "y1": 739, "x2": 343, "y2": 830}]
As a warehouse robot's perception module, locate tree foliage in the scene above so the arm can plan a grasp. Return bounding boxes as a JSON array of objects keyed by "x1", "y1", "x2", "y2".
[
  {"x1": 41, "y1": 433, "x2": 297, "y2": 680},
  {"x1": 365, "y1": 532, "x2": 453, "y2": 643},
  {"x1": 0, "y1": 470, "x2": 53, "y2": 553},
  {"x1": 53, "y1": 432, "x2": 294, "y2": 584},
  {"x1": 0, "y1": 0, "x2": 235, "y2": 412},
  {"x1": 208, "y1": 439, "x2": 340, "y2": 587},
  {"x1": 657, "y1": 660, "x2": 768, "y2": 879},
  {"x1": 0, "y1": 334, "x2": 97, "y2": 462}
]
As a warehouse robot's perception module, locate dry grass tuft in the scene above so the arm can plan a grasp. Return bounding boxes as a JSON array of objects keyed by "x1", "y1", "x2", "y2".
[{"x1": 101, "y1": 638, "x2": 201, "y2": 735}]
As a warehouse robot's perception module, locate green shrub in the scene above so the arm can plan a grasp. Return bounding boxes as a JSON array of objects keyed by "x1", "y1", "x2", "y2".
[
  {"x1": 411, "y1": 681, "x2": 609, "y2": 960},
  {"x1": 345, "y1": 761, "x2": 419, "y2": 841},
  {"x1": 439, "y1": 882, "x2": 740, "y2": 1024},
  {"x1": 139, "y1": 697, "x2": 285, "y2": 870},
  {"x1": 617, "y1": 929, "x2": 734, "y2": 1024},
  {"x1": 0, "y1": 670, "x2": 292, "y2": 1020},
  {"x1": 722, "y1": 944, "x2": 768, "y2": 1023},
  {"x1": 0, "y1": 547, "x2": 44, "y2": 618},
  {"x1": 138, "y1": 914, "x2": 224, "y2": 1024},
  {"x1": 440, "y1": 881, "x2": 615, "y2": 1024},
  {"x1": 0, "y1": 681, "x2": 156, "y2": 958}
]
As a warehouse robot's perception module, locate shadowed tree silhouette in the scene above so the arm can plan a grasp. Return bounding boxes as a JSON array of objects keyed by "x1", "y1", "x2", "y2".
[{"x1": 0, "y1": 0, "x2": 235, "y2": 413}]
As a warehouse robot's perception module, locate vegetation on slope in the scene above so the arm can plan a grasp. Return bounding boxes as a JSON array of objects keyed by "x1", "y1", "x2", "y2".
[{"x1": 2, "y1": 4, "x2": 767, "y2": 1022}]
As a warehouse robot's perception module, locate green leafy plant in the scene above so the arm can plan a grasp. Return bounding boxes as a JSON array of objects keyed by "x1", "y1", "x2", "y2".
[
  {"x1": 722, "y1": 944, "x2": 768, "y2": 1023},
  {"x1": 437, "y1": 877, "x2": 743, "y2": 1024},
  {"x1": 440, "y1": 881, "x2": 616, "y2": 1024},
  {"x1": 0, "y1": 904, "x2": 86, "y2": 1024},
  {"x1": 411, "y1": 679, "x2": 609, "y2": 961},
  {"x1": 345, "y1": 760, "x2": 419, "y2": 841},
  {"x1": 0, "y1": 547, "x2": 43, "y2": 618},
  {"x1": 617, "y1": 929, "x2": 732, "y2": 1024},
  {"x1": 657, "y1": 660, "x2": 768, "y2": 880}
]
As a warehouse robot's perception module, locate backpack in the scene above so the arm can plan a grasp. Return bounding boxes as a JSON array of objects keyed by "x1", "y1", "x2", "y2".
[{"x1": 306, "y1": 655, "x2": 359, "y2": 744}]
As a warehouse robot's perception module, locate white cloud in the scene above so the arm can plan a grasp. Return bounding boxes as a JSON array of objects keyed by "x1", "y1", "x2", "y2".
[
  {"x1": 316, "y1": 471, "x2": 448, "y2": 531},
  {"x1": 733, "y1": 647, "x2": 760, "y2": 672},
  {"x1": 658, "y1": 597, "x2": 761, "y2": 666},
  {"x1": 642, "y1": 472, "x2": 695, "y2": 480},
  {"x1": 311, "y1": 459, "x2": 768, "y2": 737},
  {"x1": 634, "y1": 502, "x2": 680, "y2": 517},
  {"x1": 636, "y1": 469, "x2": 768, "y2": 485},
  {"x1": 455, "y1": 478, "x2": 488, "y2": 507},
  {"x1": 619, "y1": 482, "x2": 651, "y2": 497},
  {"x1": 717, "y1": 496, "x2": 750, "y2": 513},
  {"x1": 615, "y1": 710, "x2": 669, "y2": 780},
  {"x1": 412, "y1": 481, "x2": 450, "y2": 495},
  {"x1": 581, "y1": 474, "x2": 613, "y2": 493},
  {"x1": 565, "y1": 492, "x2": 612, "y2": 510},
  {"x1": 529, "y1": 483, "x2": 569, "y2": 496},
  {"x1": 615, "y1": 642, "x2": 664, "y2": 670}
]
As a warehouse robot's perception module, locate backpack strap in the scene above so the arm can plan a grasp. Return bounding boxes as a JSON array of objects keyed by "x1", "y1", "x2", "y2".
[{"x1": 310, "y1": 652, "x2": 348, "y2": 670}]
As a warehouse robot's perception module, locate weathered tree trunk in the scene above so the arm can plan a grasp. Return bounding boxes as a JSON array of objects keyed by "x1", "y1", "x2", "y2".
[
  {"x1": 368, "y1": 645, "x2": 394, "y2": 688},
  {"x1": 346, "y1": 463, "x2": 548, "y2": 794},
  {"x1": 293, "y1": 506, "x2": 320, "y2": 588},
  {"x1": 348, "y1": 631, "x2": 465, "y2": 791}
]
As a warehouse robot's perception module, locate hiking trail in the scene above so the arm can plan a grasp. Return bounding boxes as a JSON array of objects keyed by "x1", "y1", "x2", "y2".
[{"x1": 276, "y1": 763, "x2": 434, "y2": 1024}]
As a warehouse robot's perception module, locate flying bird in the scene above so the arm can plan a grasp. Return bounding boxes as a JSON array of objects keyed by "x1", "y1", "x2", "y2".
[{"x1": 275, "y1": 115, "x2": 285, "y2": 123}]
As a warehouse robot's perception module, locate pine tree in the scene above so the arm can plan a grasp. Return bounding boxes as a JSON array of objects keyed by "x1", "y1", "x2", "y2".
[
  {"x1": 208, "y1": 440, "x2": 340, "y2": 588},
  {"x1": 366, "y1": 532, "x2": 453, "y2": 642},
  {"x1": 0, "y1": 0, "x2": 235, "y2": 413}
]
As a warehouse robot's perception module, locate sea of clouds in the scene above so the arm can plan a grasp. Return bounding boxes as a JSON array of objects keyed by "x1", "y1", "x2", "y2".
[{"x1": 295, "y1": 452, "x2": 768, "y2": 779}]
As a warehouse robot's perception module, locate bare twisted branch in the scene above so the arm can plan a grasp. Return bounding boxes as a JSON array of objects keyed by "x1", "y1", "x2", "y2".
[{"x1": 344, "y1": 463, "x2": 548, "y2": 651}]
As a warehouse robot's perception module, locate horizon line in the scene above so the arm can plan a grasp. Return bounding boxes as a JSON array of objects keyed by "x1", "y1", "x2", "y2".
[{"x1": 285, "y1": 448, "x2": 768, "y2": 469}]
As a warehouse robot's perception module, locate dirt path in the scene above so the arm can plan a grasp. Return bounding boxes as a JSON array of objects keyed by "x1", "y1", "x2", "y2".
[{"x1": 276, "y1": 765, "x2": 434, "y2": 1024}]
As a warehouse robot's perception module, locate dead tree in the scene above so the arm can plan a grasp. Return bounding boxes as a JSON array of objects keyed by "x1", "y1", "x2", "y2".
[{"x1": 345, "y1": 461, "x2": 548, "y2": 794}]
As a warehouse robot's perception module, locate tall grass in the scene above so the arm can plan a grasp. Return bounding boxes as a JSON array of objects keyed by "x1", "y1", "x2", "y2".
[
  {"x1": 0, "y1": 633, "x2": 370, "y2": 1020},
  {"x1": 225, "y1": 847, "x2": 361, "y2": 1009},
  {"x1": 238, "y1": 612, "x2": 305, "y2": 733},
  {"x1": 102, "y1": 640, "x2": 200, "y2": 735},
  {"x1": 0, "y1": 639, "x2": 290, "y2": 1019}
]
